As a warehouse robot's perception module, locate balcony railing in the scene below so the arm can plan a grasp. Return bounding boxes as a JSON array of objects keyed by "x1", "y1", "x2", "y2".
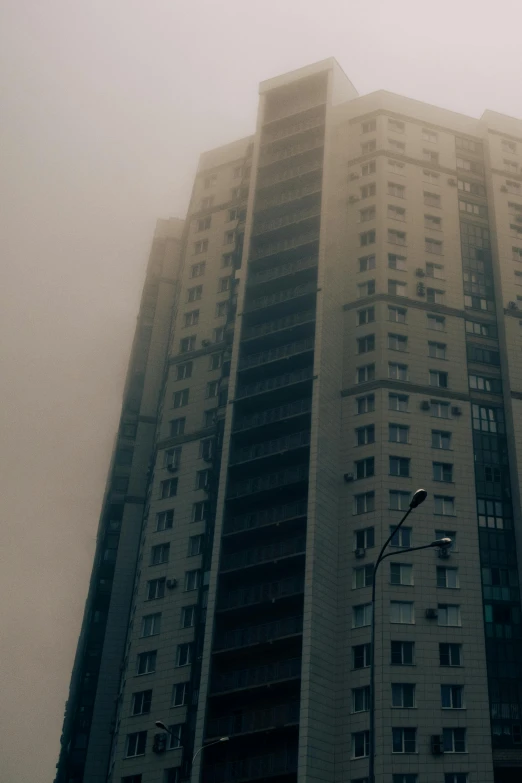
[
  {"x1": 214, "y1": 615, "x2": 304, "y2": 652},
  {"x1": 239, "y1": 338, "x2": 315, "y2": 371},
  {"x1": 263, "y1": 94, "x2": 326, "y2": 125},
  {"x1": 212, "y1": 657, "x2": 302, "y2": 694},
  {"x1": 221, "y1": 536, "x2": 306, "y2": 573},
  {"x1": 248, "y1": 256, "x2": 317, "y2": 287},
  {"x1": 256, "y1": 183, "x2": 322, "y2": 213},
  {"x1": 259, "y1": 139, "x2": 324, "y2": 168},
  {"x1": 203, "y1": 748, "x2": 298, "y2": 783},
  {"x1": 230, "y1": 431, "x2": 310, "y2": 466},
  {"x1": 227, "y1": 462, "x2": 309, "y2": 499},
  {"x1": 257, "y1": 160, "x2": 323, "y2": 190},
  {"x1": 242, "y1": 309, "x2": 316, "y2": 341},
  {"x1": 206, "y1": 701, "x2": 300, "y2": 739},
  {"x1": 253, "y1": 207, "x2": 320, "y2": 238},
  {"x1": 245, "y1": 283, "x2": 317, "y2": 314},
  {"x1": 235, "y1": 367, "x2": 313, "y2": 401},
  {"x1": 217, "y1": 575, "x2": 305, "y2": 611},
  {"x1": 262, "y1": 106, "x2": 325, "y2": 142},
  {"x1": 251, "y1": 232, "x2": 320, "y2": 262},
  {"x1": 233, "y1": 399, "x2": 312, "y2": 433}
]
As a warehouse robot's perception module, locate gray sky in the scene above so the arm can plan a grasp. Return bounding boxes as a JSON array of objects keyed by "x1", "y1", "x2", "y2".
[{"x1": 1, "y1": 1, "x2": 521, "y2": 780}]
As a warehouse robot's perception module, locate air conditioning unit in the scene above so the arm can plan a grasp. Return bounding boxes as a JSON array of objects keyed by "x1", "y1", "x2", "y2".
[
  {"x1": 425, "y1": 608, "x2": 438, "y2": 620},
  {"x1": 166, "y1": 578, "x2": 178, "y2": 589},
  {"x1": 451, "y1": 406, "x2": 462, "y2": 416},
  {"x1": 202, "y1": 339, "x2": 212, "y2": 347},
  {"x1": 447, "y1": 178, "x2": 457, "y2": 186},
  {"x1": 344, "y1": 472, "x2": 355, "y2": 482},
  {"x1": 417, "y1": 282, "x2": 426, "y2": 296},
  {"x1": 348, "y1": 195, "x2": 359, "y2": 204},
  {"x1": 431, "y1": 735, "x2": 444, "y2": 755},
  {"x1": 355, "y1": 548, "x2": 366, "y2": 559},
  {"x1": 508, "y1": 301, "x2": 518, "y2": 310},
  {"x1": 500, "y1": 185, "x2": 508, "y2": 192},
  {"x1": 415, "y1": 267, "x2": 426, "y2": 277},
  {"x1": 167, "y1": 464, "x2": 179, "y2": 473},
  {"x1": 438, "y1": 547, "x2": 451, "y2": 559},
  {"x1": 349, "y1": 173, "x2": 360, "y2": 181},
  {"x1": 421, "y1": 400, "x2": 431, "y2": 411},
  {"x1": 152, "y1": 733, "x2": 168, "y2": 754}
]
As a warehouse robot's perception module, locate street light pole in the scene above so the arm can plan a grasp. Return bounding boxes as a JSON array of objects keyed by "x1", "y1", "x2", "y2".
[{"x1": 154, "y1": 721, "x2": 229, "y2": 766}]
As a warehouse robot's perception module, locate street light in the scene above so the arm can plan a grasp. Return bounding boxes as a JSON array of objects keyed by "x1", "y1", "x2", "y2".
[
  {"x1": 368, "y1": 488, "x2": 451, "y2": 783},
  {"x1": 154, "y1": 721, "x2": 229, "y2": 764}
]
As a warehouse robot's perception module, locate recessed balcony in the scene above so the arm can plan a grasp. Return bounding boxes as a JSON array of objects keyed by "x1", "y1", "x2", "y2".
[
  {"x1": 220, "y1": 536, "x2": 306, "y2": 573},
  {"x1": 217, "y1": 575, "x2": 304, "y2": 612},
  {"x1": 206, "y1": 701, "x2": 300, "y2": 739},
  {"x1": 213, "y1": 615, "x2": 303, "y2": 653},
  {"x1": 211, "y1": 657, "x2": 302, "y2": 695}
]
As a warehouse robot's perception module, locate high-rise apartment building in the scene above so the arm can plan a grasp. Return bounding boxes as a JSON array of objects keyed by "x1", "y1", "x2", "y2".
[{"x1": 56, "y1": 59, "x2": 522, "y2": 783}]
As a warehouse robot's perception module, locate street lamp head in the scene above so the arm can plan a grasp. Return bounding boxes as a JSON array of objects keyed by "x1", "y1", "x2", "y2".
[
  {"x1": 409, "y1": 488, "x2": 428, "y2": 508},
  {"x1": 155, "y1": 720, "x2": 169, "y2": 732},
  {"x1": 218, "y1": 737, "x2": 229, "y2": 743},
  {"x1": 431, "y1": 537, "x2": 452, "y2": 548}
]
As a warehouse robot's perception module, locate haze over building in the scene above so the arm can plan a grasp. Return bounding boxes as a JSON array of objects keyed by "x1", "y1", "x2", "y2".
[{"x1": 56, "y1": 58, "x2": 522, "y2": 783}]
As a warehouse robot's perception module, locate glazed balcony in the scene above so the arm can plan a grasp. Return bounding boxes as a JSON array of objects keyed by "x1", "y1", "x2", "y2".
[
  {"x1": 258, "y1": 137, "x2": 324, "y2": 170},
  {"x1": 234, "y1": 366, "x2": 313, "y2": 402},
  {"x1": 244, "y1": 282, "x2": 317, "y2": 315},
  {"x1": 217, "y1": 575, "x2": 304, "y2": 612},
  {"x1": 203, "y1": 747, "x2": 298, "y2": 783},
  {"x1": 250, "y1": 231, "x2": 319, "y2": 264},
  {"x1": 230, "y1": 431, "x2": 310, "y2": 467},
  {"x1": 252, "y1": 207, "x2": 321, "y2": 241},
  {"x1": 233, "y1": 399, "x2": 312, "y2": 434},
  {"x1": 213, "y1": 615, "x2": 304, "y2": 653},
  {"x1": 238, "y1": 338, "x2": 314, "y2": 372},
  {"x1": 242, "y1": 309, "x2": 316, "y2": 343},
  {"x1": 256, "y1": 158, "x2": 323, "y2": 192},
  {"x1": 206, "y1": 701, "x2": 300, "y2": 739},
  {"x1": 255, "y1": 181, "x2": 322, "y2": 214},
  {"x1": 211, "y1": 657, "x2": 301, "y2": 695},
  {"x1": 247, "y1": 256, "x2": 318, "y2": 288},
  {"x1": 261, "y1": 102, "x2": 326, "y2": 145},
  {"x1": 220, "y1": 536, "x2": 306, "y2": 574}
]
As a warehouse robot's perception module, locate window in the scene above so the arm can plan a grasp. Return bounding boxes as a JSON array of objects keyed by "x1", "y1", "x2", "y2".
[
  {"x1": 361, "y1": 120, "x2": 376, "y2": 134},
  {"x1": 390, "y1": 490, "x2": 411, "y2": 511},
  {"x1": 188, "y1": 535, "x2": 203, "y2": 557},
  {"x1": 393, "y1": 776, "x2": 417, "y2": 783},
  {"x1": 195, "y1": 469, "x2": 210, "y2": 490},
  {"x1": 192, "y1": 501, "x2": 209, "y2": 523},
  {"x1": 390, "y1": 526, "x2": 412, "y2": 548},
  {"x1": 172, "y1": 682, "x2": 189, "y2": 707},
  {"x1": 359, "y1": 206, "x2": 376, "y2": 222},
  {"x1": 423, "y1": 170, "x2": 440, "y2": 184},
  {"x1": 190, "y1": 262, "x2": 206, "y2": 279},
  {"x1": 429, "y1": 370, "x2": 448, "y2": 388},
  {"x1": 388, "y1": 306, "x2": 407, "y2": 323},
  {"x1": 216, "y1": 301, "x2": 229, "y2": 320},
  {"x1": 388, "y1": 118, "x2": 405, "y2": 133},
  {"x1": 197, "y1": 216, "x2": 211, "y2": 232},
  {"x1": 443, "y1": 728, "x2": 466, "y2": 753},
  {"x1": 441, "y1": 684, "x2": 464, "y2": 709},
  {"x1": 352, "y1": 730, "x2": 370, "y2": 758},
  {"x1": 427, "y1": 288, "x2": 445, "y2": 304},
  {"x1": 389, "y1": 453, "x2": 411, "y2": 479},
  {"x1": 355, "y1": 527, "x2": 375, "y2": 550},
  {"x1": 173, "y1": 389, "x2": 189, "y2": 408},
  {"x1": 224, "y1": 230, "x2": 235, "y2": 245},
  {"x1": 457, "y1": 156, "x2": 482, "y2": 173},
  {"x1": 160, "y1": 479, "x2": 178, "y2": 499},
  {"x1": 388, "y1": 229, "x2": 406, "y2": 246},
  {"x1": 388, "y1": 333, "x2": 408, "y2": 352},
  {"x1": 204, "y1": 173, "x2": 217, "y2": 188},
  {"x1": 436, "y1": 528, "x2": 456, "y2": 550},
  {"x1": 425, "y1": 214, "x2": 442, "y2": 231},
  {"x1": 432, "y1": 430, "x2": 451, "y2": 450},
  {"x1": 389, "y1": 159, "x2": 406, "y2": 174},
  {"x1": 357, "y1": 280, "x2": 376, "y2": 298},
  {"x1": 360, "y1": 230, "x2": 376, "y2": 246},
  {"x1": 389, "y1": 424, "x2": 409, "y2": 443},
  {"x1": 353, "y1": 564, "x2": 374, "y2": 588},
  {"x1": 181, "y1": 605, "x2": 197, "y2": 630},
  {"x1": 438, "y1": 604, "x2": 461, "y2": 626},
  {"x1": 353, "y1": 603, "x2": 372, "y2": 627},
  {"x1": 167, "y1": 724, "x2": 183, "y2": 749},
  {"x1": 391, "y1": 641, "x2": 414, "y2": 665},
  {"x1": 200, "y1": 196, "x2": 214, "y2": 209},
  {"x1": 357, "y1": 364, "x2": 375, "y2": 384},
  {"x1": 176, "y1": 361, "x2": 193, "y2": 382},
  {"x1": 445, "y1": 775, "x2": 468, "y2": 783},
  {"x1": 431, "y1": 401, "x2": 450, "y2": 420},
  {"x1": 361, "y1": 140, "x2": 377, "y2": 154},
  {"x1": 465, "y1": 321, "x2": 495, "y2": 339},
  {"x1": 456, "y1": 137, "x2": 478, "y2": 153},
  {"x1": 233, "y1": 165, "x2": 244, "y2": 179},
  {"x1": 389, "y1": 138, "x2": 406, "y2": 152},
  {"x1": 467, "y1": 345, "x2": 500, "y2": 366},
  {"x1": 361, "y1": 183, "x2": 376, "y2": 199},
  {"x1": 469, "y1": 374, "x2": 501, "y2": 392},
  {"x1": 126, "y1": 731, "x2": 147, "y2": 758},
  {"x1": 184, "y1": 570, "x2": 201, "y2": 592},
  {"x1": 437, "y1": 566, "x2": 459, "y2": 589},
  {"x1": 356, "y1": 457, "x2": 375, "y2": 479},
  {"x1": 459, "y1": 199, "x2": 487, "y2": 217},
  {"x1": 194, "y1": 240, "x2": 208, "y2": 255},
  {"x1": 422, "y1": 128, "x2": 438, "y2": 143},
  {"x1": 170, "y1": 417, "x2": 185, "y2": 437},
  {"x1": 389, "y1": 393, "x2": 408, "y2": 412},
  {"x1": 425, "y1": 238, "x2": 443, "y2": 254},
  {"x1": 428, "y1": 342, "x2": 446, "y2": 360},
  {"x1": 180, "y1": 336, "x2": 196, "y2": 353},
  {"x1": 388, "y1": 363, "x2": 408, "y2": 381},
  {"x1": 131, "y1": 689, "x2": 152, "y2": 716},
  {"x1": 199, "y1": 438, "x2": 213, "y2": 460},
  {"x1": 137, "y1": 651, "x2": 157, "y2": 675},
  {"x1": 209, "y1": 353, "x2": 223, "y2": 371},
  {"x1": 357, "y1": 334, "x2": 375, "y2": 354},
  {"x1": 358, "y1": 254, "x2": 376, "y2": 272},
  {"x1": 391, "y1": 601, "x2": 414, "y2": 624},
  {"x1": 357, "y1": 306, "x2": 375, "y2": 325},
  {"x1": 354, "y1": 492, "x2": 375, "y2": 514},
  {"x1": 156, "y1": 510, "x2": 174, "y2": 532},
  {"x1": 391, "y1": 683, "x2": 416, "y2": 707},
  {"x1": 206, "y1": 381, "x2": 219, "y2": 398},
  {"x1": 434, "y1": 495, "x2": 454, "y2": 515},
  {"x1": 141, "y1": 613, "x2": 161, "y2": 638},
  {"x1": 353, "y1": 643, "x2": 371, "y2": 669},
  {"x1": 176, "y1": 643, "x2": 193, "y2": 667},
  {"x1": 472, "y1": 404, "x2": 504, "y2": 433},
  {"x1": 357, "y1": 394, "x2": 375, "y2": 414},
  {"x1": 388, "y1": 280, "x2": 407, "y2": 296},
  {"x1": 151, "y1": 543, "x2": 170, "y2": 565},
  {"x1": 392, "y1": 727, "x2": 417, "y2": 753},
  {"x1": 388, "y1": 205, "x2": 406, "y2": 221},
  {"x1": 388, "y1": 253, "x2": 407, "y2": 271},
  {"x1": 184, "y1": 310, "x2": 199, "y2": 328},
  {"x1": 504, "y1": 159, "x2": 519, "y2": 173},
  {"x1": 426, "y1": 262, "x2": 444, "y2": 279},
  {"x1": 433, "y1": 462, "x2": 453, "y2": 482},
  {"x1": 458, "y1": 179, "x2": 485, "y2": 196},
  {"x1": 507, "y1": 179, "x2": 521, "y2": 193},
  {"x1": 423, "y1": 149, "x2": 438, "y2": 163},
  {"x1": 147, "y1": 578, "x2": 165, "y2": 600},
  {"x1": 356, "y1": 425, "x2": 375, "y2": 445},
  {"x1": 213, "y1": 326, "x2": 225, "y2": 342},
  {"x1": 477, "y1": 498, "x2": 508, "y2": 529},
  {"x1": 164, "y1": 446, "x2": 182, "y2": 470},
  {"x1": 390, "y1": 563, "x2": 413, "y2": 586},
  {"x1": 352, "y1": 686, "x2": 370, "y2": 712},
  {"x1": 428, "y1": 314, "x2": 445, "y2": 331},
  {"x1": 362, "y1": 160, "x2": 376, "y2": 176}
]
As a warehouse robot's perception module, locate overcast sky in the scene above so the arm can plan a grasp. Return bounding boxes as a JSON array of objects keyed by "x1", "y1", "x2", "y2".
[{"x1": 1, "y1": 1, "x2": 521, "y2": 780}]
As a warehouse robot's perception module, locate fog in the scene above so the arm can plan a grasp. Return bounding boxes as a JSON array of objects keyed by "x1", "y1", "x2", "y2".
[{"x1": 1, "y1": 0, "x2": 520, "y2": 779}]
